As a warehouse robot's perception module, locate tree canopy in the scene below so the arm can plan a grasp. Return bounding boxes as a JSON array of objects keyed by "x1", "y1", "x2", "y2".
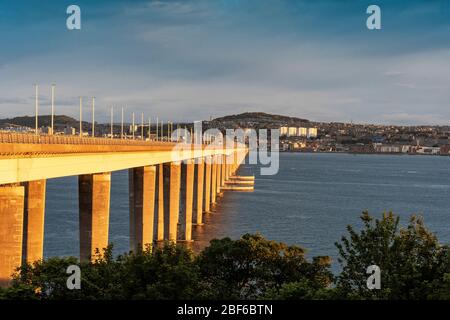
[{"x1": 1, "y1": 212, "x2": 449, "y2": 300}]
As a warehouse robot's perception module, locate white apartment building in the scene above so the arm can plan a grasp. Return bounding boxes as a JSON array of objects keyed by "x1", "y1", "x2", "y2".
[
  {"x1": 288, "y1": 127, "x2": 297, "y2": 137},
  {"x1": 297, "y1": 127, "x2": 307, "y2": 137},
  {"x1": 307, "y1": 127, "x2": 318, "y2": 138},
  {"x1": 280, "y1": 126, "x2": 318, "y2": 138}
]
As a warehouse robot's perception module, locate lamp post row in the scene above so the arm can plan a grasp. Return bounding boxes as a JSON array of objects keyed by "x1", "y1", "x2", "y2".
[{"x1": 32, "y1": 84, "x2": 196, "y2": 142}]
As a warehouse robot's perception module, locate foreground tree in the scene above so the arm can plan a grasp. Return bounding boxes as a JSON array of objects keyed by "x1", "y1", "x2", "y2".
[
  {"x1": 1, "y1": 235, "x2": 331, "y2": 300},
  {"x1": 335, "y1": 211, "x2": 450, "y2": 299},
  {"x1": 2, "y1": 243, "x2": 200, "y2": 300},
  {"x1": 196, "y1": 233, "x2": 332, "y2": 299},
  {"x1": 2, "y1": 220, "x2": 449, "y2": 300}
]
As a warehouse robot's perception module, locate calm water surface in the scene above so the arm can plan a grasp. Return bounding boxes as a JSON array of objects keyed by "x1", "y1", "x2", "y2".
[{"x1": 44, "y1": 153, "x2": 450, "y2": 269}]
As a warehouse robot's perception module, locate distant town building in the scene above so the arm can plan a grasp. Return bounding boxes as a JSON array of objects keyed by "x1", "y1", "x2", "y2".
[
  {"x1": 288, "y1": 127, "x2": 297, "y2": 137},
  {"x1": 307, "y1": 127, "x2": 317, "y2": 138},
  {"x1": 297, "y1": 127, "x2": 307, "y2": 137},
  {"x1": 372, "y1": 136, "x2": 385, "y2": 143},
  {"x1": 129, "y1": 124, "x2": 139, "y2": 133},
  {"x1": 290, "y1": 142, "x2": 306, "y2": 150},
  {"x1": 376, "y1": 145, "x2": 402, "y2": 153},
  {"x1": 416, "y1": 146, "x2": 440, "y2": 155},
  {"x1": 41, "y1": 126, "x2": 52, "y2": 134},
  {"x1": 279, "y1": 126, "x2": 318, "y2": 138},
  {"x1": 64, "y1": 127, "x2": 76, "y2": 135},
  {"x1": 0, "y1": 125, "x2": 33, "y2": 133},
  {"x1": 281, "y1": 143, "x2": 290, "y2": 151}
]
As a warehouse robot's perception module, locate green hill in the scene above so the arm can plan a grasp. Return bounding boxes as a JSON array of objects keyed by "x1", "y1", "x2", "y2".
[
  {"x1": 209, "y1": 112, "x2": 310, "y2": 128},
  {"x1": 0, "y1": 115, "x2": 81, "y2": 128}
]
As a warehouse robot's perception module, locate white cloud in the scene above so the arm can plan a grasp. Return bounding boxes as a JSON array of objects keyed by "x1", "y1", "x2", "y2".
[{"x1": 2, "y1": 1, "x2": 450, "y2": 126}]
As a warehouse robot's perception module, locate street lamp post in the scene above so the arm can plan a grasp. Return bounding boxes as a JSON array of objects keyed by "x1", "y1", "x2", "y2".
[
  {"x1": 168, "y1": 121, "x2": 171, "y2": 141},
  {"x1": 34, "y1": 84, "x2": 39, "y2": 135},
  {"x1": 141, "y1": 112, "x2": 144, "y2": 140},
  {"x1": 91, "y1": 97, "x2": 95, "y2": 137},
  {"x1": 51, "y1": 84, "x2": 55, "y2": 135},
  {"x1": 132, "y1": 112, "x2": 135, "y2": 140},
  {"x1": 79, "y1": 97, "x2": 83, "y2": 137},
  {"x1": 121, "y1": 107, "x2": 124, "y2": 139},
  {"x1": 110, "y1": 106, "x2": 114, "y2": 139},
  {"x1": 148, "y1": 117, "x2": 151, "y2": 140}
]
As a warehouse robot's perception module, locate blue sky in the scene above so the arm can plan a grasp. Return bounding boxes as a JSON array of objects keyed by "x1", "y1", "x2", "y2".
[{"x1": 1, "y1": 0, "x2": 450, "y2": 124}]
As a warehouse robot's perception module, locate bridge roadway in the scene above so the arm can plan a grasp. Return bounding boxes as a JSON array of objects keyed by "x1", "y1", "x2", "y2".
[{"x1": 0, "y1": 132, "x2": 248, "y2": 286}]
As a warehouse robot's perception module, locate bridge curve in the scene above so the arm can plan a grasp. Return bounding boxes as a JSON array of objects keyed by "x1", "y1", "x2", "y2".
[{"x1": 0, "y1": 131, "x2": 249, "y2": 287}]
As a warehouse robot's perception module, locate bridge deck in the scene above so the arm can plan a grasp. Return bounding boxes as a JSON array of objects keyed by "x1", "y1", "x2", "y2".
[
  {"x1": 0, "y1": 132, "x2": 247, "y2": 184},
  {"x1": 0, "y1": 132, "x2": 194, "y2": 156}
]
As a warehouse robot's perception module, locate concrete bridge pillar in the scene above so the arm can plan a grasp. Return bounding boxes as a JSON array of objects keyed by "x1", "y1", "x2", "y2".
[
  {"x1": 211, "y1": 157, "x2": 217, "y2": 205},
  {"x1": 216, "y1": 156, "x2": 222, "y2": 195},
  {"x1": 79, "y1": 172, "x2": 111, "y2": 262},
  {"x1": 224, "y1": 156, "x2": 230, "y2": 181},
  {"x1": 195, "y1": 158, "x2": 205, "y2": 225},
  {"x1": 129, "y1": 166, "x2": 156, "y2": 252},
  {"x1": 183, "y1": 159, "x2": 195, "y2": 241},
  {"x1": 23, "y1": 180, "x2": 46, "y2": 264},
  {"x1": 0, "y1": 184, "x2": 24, "y2": 287},
  {"x1": 157, "y1": 163, "x2": 165, "y2": 241},
  {"x1": 168, "y1": 162, "x2": 181, "y2": 242},
  {"x1": 232, "y1": 151, "x2": 238, "y2": 175},
  {"x1": 221, "y1": 155, "x2": 226, "y2": 187},
  {"x1": 204, "y1": 157, "x2": 212, "y2": 213}
]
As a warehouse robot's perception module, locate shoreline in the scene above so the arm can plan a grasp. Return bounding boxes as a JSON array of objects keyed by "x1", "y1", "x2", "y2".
[{"x1": 279, "y1": 150, "x2": 449, "y2": 157}]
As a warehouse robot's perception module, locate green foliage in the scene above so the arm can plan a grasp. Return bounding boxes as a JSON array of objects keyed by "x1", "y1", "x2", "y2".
[
  {"x1": 196, "y1": 233, "x2": 332, "y2": 299},
  {"x1": 10, "y1": 256, "x2": 82, "y2": 300},
  {"x1": 335, "y1": 211, "x2": 450, "y2": 299},
  {"x1": 2, "y1": 212, "x2": 450, "y2": 300},
  {"x1": 116, "y1": 242, "x2": 200, "y2": 299},
  {"x1": 262, "y1": 279, "x2": 335, "y2": 300},
  {"x1": 3, "y1": 243, "x2": 200, "y2": 300},
  {"x1": 0, "y1": 234, "x2": 330, "y2": 300}
]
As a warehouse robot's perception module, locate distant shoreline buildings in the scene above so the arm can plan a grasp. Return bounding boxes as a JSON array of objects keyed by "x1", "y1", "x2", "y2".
[
  {"x1": 280, "y1": 126, "x2": 317, "y2": 139},
  {"x1": 279, "y1": 122, "x2": 450, "y2": 156},
  {"x1": 3, "y1": 111, "x2": 450, "y2": 156}
]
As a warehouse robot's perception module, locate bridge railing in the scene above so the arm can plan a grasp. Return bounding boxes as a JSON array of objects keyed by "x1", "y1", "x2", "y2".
[
  {"x1": 0, "y1": 131, "x2": 178, "y2": 146},
  {"x1": 0, "y1": 131, "x2": 224, "y2": 147}
]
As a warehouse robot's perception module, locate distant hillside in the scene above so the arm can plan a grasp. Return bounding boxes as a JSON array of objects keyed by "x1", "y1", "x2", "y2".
[
  {"x1": 0, "y1": 115, "x2": 81, "y2": 128},
  {"x1": 0, "y1": 112, "x2": 311, "y2": 130},
  {"x1": 209, "y1": 112, "x2": 310, "y2": 128}
]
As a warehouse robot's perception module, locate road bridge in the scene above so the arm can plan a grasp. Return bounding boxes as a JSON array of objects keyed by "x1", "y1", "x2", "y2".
[{"x1": 0, "y1": 132, "x2": 248, "y2": 286}]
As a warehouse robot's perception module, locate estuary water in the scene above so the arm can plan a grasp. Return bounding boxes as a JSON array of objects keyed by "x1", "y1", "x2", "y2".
[{"x1": 44, "y1": 153, "x2": 450, "y2": 268}]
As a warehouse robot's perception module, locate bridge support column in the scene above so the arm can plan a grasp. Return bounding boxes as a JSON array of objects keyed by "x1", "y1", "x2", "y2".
[
  {"x1": 0, "y1": 184, "x2": 24, "y2": 287},
  {"x1": 79, "y1": 172, "x2": 111, "y2": 262},
  {"x1": 169, "y1": 162, "x2": 181, "y2": 242},
  {"x1": 211, "y1": 158, "x2": 217, "y2": 205},
  {"x1": 216, "y1": 156, "x2": 222, "y2": 195},
  {"x1": 224, "y1": 156, "x2": 230, "y2": 181},
  {"x1": 195, "y1": 159, "x2": 205, "y2": 225},
  {"x1": 204, "y1": 157, "x2": 212, "y2": 213},
  {"x1": 221, "y1": 155, "x2": 226, "y2": 187},
  {"x1": 129, "y1": 166, "x2": 156, "y2": 252},
  {"x1": 157, "y1": 164, "x2": 165, "y2": 241},
  {"x1": 183, "y1": 159, "x2": 195, "y2": 241},
  {"x1": 23, "y1": 180, "x2": 46, "y2": 263},
  {"x1": 232, "y1": 151, "x2": 238, "y2": 175}
]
